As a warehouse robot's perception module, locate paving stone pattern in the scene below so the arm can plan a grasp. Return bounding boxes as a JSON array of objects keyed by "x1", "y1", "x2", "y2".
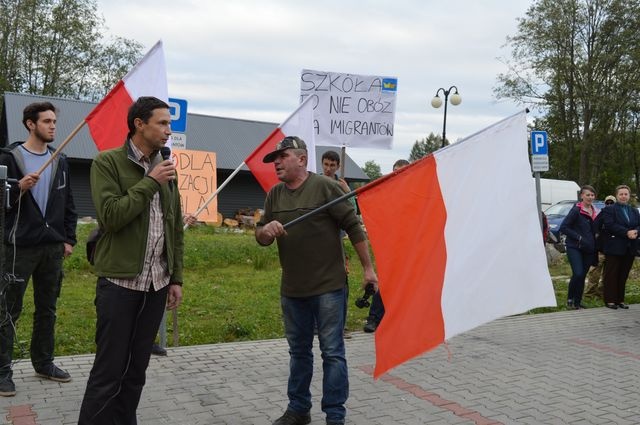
[{"x1": 1, "y1": 307, "x2": 639, "y2": 424}]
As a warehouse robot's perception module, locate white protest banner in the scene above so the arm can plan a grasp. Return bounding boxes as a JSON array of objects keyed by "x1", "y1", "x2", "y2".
[{"x1": 300, "y1": 69, "x2": 397, "y2": 149}]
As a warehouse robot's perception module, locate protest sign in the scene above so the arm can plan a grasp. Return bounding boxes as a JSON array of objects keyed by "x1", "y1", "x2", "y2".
[
  {"x1": 173, "y1": 148, "x2": 218, "y2": 223},
  {"x1": 300, "y1": 69, "x2": 397, "y2": 149}
]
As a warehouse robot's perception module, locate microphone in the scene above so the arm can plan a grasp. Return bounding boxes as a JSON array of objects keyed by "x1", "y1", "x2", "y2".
[
  {"x1": 160, "y1": 146, "x2": 171, "y2": 161},
  {"x1": 160, "y1": 146, "x2": 173, "y2": 191}
]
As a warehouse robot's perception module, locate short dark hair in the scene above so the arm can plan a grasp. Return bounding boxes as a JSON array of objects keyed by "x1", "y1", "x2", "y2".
[
  {"x1": 321, "y1": 150, "x2": 340, "y2": 164},
  {"x1": 393, "y1": 159, "x2": 410, "y2": 170},
  {"x1": 127, "y1": 96, "x2": 170, "y2": 138},
  {"x1": 22, "y1": 102, "x2": 56, "y2": 131},
  {"x1": 580, "y1": 185, "x2": 596, "y2": 196}
]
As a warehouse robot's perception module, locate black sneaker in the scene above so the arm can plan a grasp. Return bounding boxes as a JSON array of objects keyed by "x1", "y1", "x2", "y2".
[
  {"x1": 363, "y1": 319, "x2": 378, "y2": 333},
  {"x1": 151, "y1": 343, "x2": 168, "y2": 356},
  {"x1": 326, "y1": 421, "x2": 345, "y2": 425},
  {"x1": 0, "y1": 376, "x2": 16, "y2": 397},
  {"x1": 273, "y1": 410, "x2": 311, "y2": 425},
  {"x1": 35, "y1": 364, "x2": 71, "y2": 383}
]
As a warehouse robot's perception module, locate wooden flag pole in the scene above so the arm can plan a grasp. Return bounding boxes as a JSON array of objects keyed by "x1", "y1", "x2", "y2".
[
  {"x1": 18, "y1": 120, "x2": 87, "y2": 199},
  {"x1": 184, "y1": 161, "x2": 246, "y2": 230},
  {"x1": 36, "y1": 120, "x2": 87, "y2": 175}
]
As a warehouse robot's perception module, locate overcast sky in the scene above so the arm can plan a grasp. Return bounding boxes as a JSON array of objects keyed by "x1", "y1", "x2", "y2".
[{"x1": 96, "y1": 0, "x2": 534, "y2": 172}]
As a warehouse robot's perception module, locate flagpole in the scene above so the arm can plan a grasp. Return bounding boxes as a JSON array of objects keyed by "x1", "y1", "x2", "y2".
[
  {"x1": 18, "y1": 119, "x2": 87, "y2": 199},
  {"x1": 36, "y1": 120, "x2": 87, "y2": 175},
  {"x1": 184, "y1": 161, "x2": 246, "y2": 230},
  {"x1": 283, "y1": 188, "x2": 359, "y2": 229},
  {"x1": 282, "y1": 162, "x2": 414, "y2": 230}
]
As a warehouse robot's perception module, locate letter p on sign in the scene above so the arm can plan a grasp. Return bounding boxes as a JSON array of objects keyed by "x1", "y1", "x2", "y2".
[{"x1": 531, "y1": 131, "x2": 548, "y2": 155}]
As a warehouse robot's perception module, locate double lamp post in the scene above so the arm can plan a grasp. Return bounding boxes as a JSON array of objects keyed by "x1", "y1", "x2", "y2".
[{"x1": 431, "y1": 86, "x2": 462, "y2": 148}]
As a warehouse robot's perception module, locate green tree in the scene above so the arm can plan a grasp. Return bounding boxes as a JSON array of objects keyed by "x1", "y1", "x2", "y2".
[
  {"x1": 362, "y1": 160, "x2": 382, "y2": 181},
  {"x1": 0, "y1": 0, "x2": 142, "y2": 103},
  {"x1": 409, "y1": 132, "x2": 442, "y2": 161},
  {"x1": 495, "y1": 0, "x2": 640, "y2": 194}
]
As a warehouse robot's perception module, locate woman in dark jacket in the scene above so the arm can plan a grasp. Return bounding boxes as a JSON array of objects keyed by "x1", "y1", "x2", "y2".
[
  {"x1": 559, "y1": 185, "x2": 598, "y2": 309},
  {"x1": 601, "y1": 185, "x2": 640, "y2": 309}
]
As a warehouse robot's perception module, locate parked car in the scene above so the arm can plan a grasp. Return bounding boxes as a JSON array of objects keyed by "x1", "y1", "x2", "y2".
[{"x1": 545, "y1": 199, "x2": 605, "y2": 251}]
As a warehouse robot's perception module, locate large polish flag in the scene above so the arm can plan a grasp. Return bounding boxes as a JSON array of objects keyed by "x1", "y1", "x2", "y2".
[
  {"x1": 245, "y1": 96, "x2": 316, "y2": 192},
  {"x1": 86, "y1": 40, "x2": 168, "y2": 151},
  {"x1": 356, "y1": 110, "x2": 556, "y2": 378}
]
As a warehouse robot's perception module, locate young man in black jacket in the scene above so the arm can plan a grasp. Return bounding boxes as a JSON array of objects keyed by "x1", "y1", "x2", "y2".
[{"x1": 0, "y1": 101, "x2": 77, "y2": 397}]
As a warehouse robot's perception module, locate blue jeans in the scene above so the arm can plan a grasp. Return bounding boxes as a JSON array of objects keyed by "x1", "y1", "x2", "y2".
[
  {"x1": 566, "y1": 247, "x2": 595, "y2": 306},
  {"x1": 281, "y1": 289, "x2": 348, "y2": 423}
]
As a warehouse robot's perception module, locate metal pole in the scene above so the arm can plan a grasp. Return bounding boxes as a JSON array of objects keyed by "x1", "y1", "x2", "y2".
[
  {"x1": 339, "y1": 146, "x2": 346, "y2": 180},
  {"x1": 535, "y1": 171, "x2": 543, "y2": 231},
  {"x1": 441, "y1": 92, "x2": 449, "y2": 148},
  {"x1": 159, "y1": 311, "x2": 167, "y2": 348},
  {"x1": 172, "y1": 309, "x2": 179, "y2": 347},
  {"x1": 283, "y1": 189, "x2": 357, "y2": 230}
]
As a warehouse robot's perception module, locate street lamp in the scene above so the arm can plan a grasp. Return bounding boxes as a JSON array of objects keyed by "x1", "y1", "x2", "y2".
[{"x1": 431, "y1": 86, "x2": 462, "y2": 147}]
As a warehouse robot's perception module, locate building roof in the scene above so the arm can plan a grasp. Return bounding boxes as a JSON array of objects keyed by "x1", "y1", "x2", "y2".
[{"x1": 1, "y1": 92, "x2": 369, "y2": 180}]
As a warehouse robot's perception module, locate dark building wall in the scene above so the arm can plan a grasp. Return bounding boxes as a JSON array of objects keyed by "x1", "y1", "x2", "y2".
[
  {"x1": 216, "y1": 171, "x2": 266, "y2": 218},
  {"x1": 69, "y1": 160, "x2": 95, "y2": 218}
]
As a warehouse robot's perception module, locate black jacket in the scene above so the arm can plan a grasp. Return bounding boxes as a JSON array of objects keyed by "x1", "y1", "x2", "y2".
[
  {"x1": 600, "y1": 203, "x2": 640, "y2": 256},
  {"x1": 0, "y1": 142, "x2": 77, "y2": 247},
  {"x1": 559, "y1": 204, "x2": 597, "y2": 253}
]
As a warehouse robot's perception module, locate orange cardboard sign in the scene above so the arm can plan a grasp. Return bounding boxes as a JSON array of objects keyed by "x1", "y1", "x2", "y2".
[{"x1": 172, "y1": 148, "x2": 218, "y2": 223}]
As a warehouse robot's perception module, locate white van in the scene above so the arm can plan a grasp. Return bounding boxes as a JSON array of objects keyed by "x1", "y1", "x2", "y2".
[{"x1": 538, "y1": 178, "x2": 580, "y2": 209}]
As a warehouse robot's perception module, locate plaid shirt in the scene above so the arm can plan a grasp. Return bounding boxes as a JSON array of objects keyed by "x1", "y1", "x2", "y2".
[{"x1": 107, "y1": 143, "x2": 170, "y2": 292}]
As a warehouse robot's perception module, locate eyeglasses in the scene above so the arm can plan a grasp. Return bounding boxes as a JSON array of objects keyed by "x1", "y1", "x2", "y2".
[{"x1": 605, "y1": 201, "x2": 614, "y2": 205}]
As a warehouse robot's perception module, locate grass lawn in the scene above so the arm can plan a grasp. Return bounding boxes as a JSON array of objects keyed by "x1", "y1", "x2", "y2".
[{"x1": 10, "y1": 224, "x2": 640, "y2": 358}]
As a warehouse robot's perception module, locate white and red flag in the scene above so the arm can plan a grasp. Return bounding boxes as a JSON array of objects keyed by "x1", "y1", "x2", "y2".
[
  {"x1": 356, "y1": 110, "x2": 557, "y2": 378},
  {"x1": 86, "y1": 40, "x2": 168, "y2": 151},
  {"x1": 245, "y1": 96, "x2": 316, "y2": 192}
]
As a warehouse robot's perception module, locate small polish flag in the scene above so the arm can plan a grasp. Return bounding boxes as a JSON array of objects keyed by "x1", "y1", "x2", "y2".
[
  {"x1": 245, "y1": 96, "x2": 316, "y2": 192},
  {"x1": 86, "y1": 40, "x2": 168, "y2": 151}
]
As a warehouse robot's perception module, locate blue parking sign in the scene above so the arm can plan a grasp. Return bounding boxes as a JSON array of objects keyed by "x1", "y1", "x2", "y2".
[
  {"x1": 169, "y1": 98, "x2": 188, "y2": 133},
  {"x1": 531, "y1": 131, "x2": 548, "y2": 155}
]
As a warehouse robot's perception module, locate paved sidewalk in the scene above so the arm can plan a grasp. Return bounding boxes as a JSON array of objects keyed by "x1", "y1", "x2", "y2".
[{"x1": 1, "y1": 306, "x2": 640, "y2": 424}]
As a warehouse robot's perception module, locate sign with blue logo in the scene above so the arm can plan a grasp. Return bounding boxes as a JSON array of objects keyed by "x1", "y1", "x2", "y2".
[
  {"x1": 531, "y1": 131, "x2": 548, "y2": 155},
  {"x1": 300, "y1": 69, "x2": 397, "y2": 149},
  {"x1": 169, "y1": 98, "x2": 188, "y2": 133}
]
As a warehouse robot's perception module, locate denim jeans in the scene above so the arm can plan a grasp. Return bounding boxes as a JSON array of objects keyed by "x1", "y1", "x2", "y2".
[
  {"x1": 281, "y1": 288, "x2": 348, "y2": 423},
  {"x1": 566, "y1": 247, "x2": 595, "y2": 306},
  {"x1": 0, "y1": 243, "x2": 64, "y2": 377},
  {"x1": 367, "y1": 291, "x2": 385, "y2": 324}
]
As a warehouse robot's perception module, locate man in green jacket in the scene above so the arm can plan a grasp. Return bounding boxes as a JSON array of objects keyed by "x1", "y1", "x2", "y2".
[{"x1": 78, "y1": 96, "x2": 184, "y2": 425}]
